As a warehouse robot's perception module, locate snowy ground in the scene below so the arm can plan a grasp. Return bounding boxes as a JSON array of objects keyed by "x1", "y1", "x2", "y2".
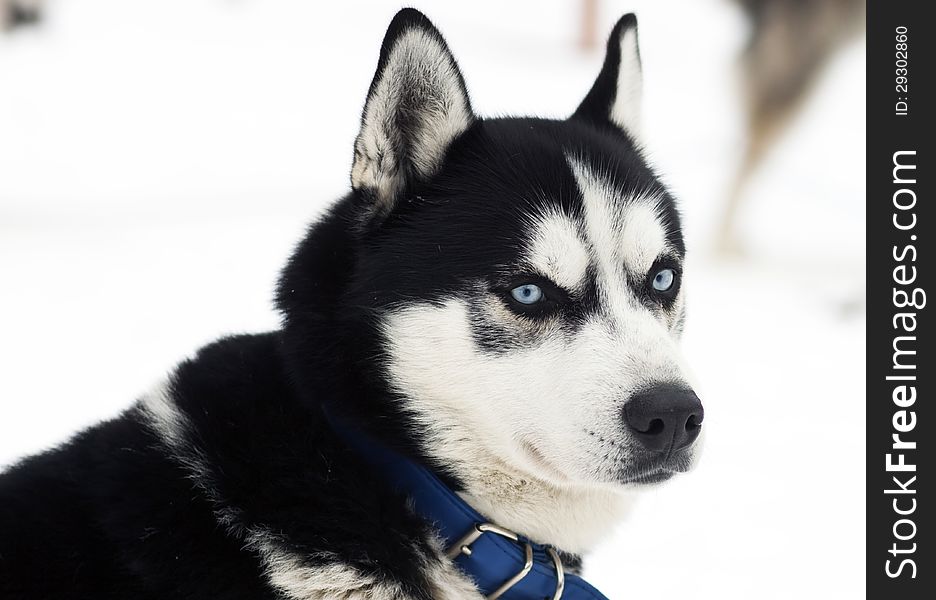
[{"x1": 0, "y1": 1, "x2": 865, "y2": 598}]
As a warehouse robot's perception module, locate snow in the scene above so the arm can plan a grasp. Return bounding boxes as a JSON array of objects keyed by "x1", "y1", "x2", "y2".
[{"x1": 0, "y1": 1, "x2": 865, "y2": 597}]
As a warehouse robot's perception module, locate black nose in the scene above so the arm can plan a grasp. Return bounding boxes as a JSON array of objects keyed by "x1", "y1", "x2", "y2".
[{"x1": 623, "y1": 385, "x2": 704, "y2": 453}]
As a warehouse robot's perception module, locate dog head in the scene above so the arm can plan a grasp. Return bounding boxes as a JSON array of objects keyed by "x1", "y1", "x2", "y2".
[{"x1": 280, "y1": 8, "x2": 703, "y2": 525}]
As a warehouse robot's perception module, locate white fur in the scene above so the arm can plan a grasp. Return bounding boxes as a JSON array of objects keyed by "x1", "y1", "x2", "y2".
[
  {"x1": 352, "y1": 27, "x2": 473, "y2": 209},
  {"x1": 620, "y1": 202, "x2": 668, "y2": 274},
  {"x1": 609, "y1": 25, "x2": 643, "y2": 136},
  {"x1": 569, "y1": 156, "x2": 672, "y2": 275},
  {"x1": 254, "y1": 523, "x2": 480, "y2": 600},
  {"x1": 260, "y1": 547, "x2": 401, "y2": 600},
  {"x1": 421, "y1": 536, "x2": 487, "y2": 600},
  {"x1": 140, "y1": 382, "x2": 188, "y2": 448},
  {"x1": 257, "y1": 535, "x2": 481, "y2": 600},
  {"x1": 139, "y1": 382, "x2": 217, "y2": 497},
  {"x1": 524, "y1": 209, "x2": 591, "y2": 291}
]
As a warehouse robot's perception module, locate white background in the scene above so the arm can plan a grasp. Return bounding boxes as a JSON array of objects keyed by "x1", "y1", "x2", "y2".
[{"x1": 0, "y1": 1, "x2": 865, "y2": 597}]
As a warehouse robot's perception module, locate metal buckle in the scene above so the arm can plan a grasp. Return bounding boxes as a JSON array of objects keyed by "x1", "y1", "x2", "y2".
[
  {"x1": 446, "y1": 522, "x2": 565, "y2": 600},
  {"x1": 546, "y1": 547, "x2": 565, "y2": 600}
]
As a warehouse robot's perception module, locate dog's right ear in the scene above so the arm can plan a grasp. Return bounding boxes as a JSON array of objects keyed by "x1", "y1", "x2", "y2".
[
  {"x1": 572, "y1": 14, "x2": 643, "y2": 139},
  {"x1": 350, "y1": 9, "x2": 475, "y2": 222}
]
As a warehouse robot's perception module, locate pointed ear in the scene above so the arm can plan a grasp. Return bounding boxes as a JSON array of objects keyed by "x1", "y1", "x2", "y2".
[
  {"x1": 572, "y1": 14, "x2": 643, "y2": 137},
  {"x1": 351, "y1": 9, "x2": 475, "y2": 219}
]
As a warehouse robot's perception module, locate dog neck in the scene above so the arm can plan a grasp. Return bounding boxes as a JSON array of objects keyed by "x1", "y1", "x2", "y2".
[{"x1": 419, "y1": 428, "x2": 635, "y2": 554}]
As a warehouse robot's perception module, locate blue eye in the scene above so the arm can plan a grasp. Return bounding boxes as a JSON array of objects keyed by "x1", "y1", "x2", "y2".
[
  {"x1": 510, "y1": 284, "x2": 544, "y2": 305},
  {"x1": 652, "y1": 268, "x2": 675, "y2": 292}
]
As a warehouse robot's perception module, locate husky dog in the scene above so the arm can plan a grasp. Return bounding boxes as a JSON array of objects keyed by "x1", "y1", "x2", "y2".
[{"x1": 0, "y1": 9, "x2": 703, "y2": 599}]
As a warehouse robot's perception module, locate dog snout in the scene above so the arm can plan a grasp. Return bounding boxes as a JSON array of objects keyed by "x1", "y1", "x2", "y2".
[{"x1": 623, "y1": 385, "x2": 704, "y2": 453}]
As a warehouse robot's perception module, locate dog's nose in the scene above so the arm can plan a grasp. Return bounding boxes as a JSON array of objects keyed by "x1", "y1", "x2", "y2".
[{"x1": 623, "y1": 385, "x2": 704, "y2": 453}]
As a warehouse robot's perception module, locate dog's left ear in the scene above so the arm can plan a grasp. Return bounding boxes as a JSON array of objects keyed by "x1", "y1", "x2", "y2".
[
  {"x1": 572, "y1": 14, "x2": 643, "y2": 138},
  {"x1": 351, "y1": 9, "x2": 475, "y2": 220}
]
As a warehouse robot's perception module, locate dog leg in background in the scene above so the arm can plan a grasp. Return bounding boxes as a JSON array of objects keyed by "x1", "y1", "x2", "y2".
[{"x1": 716, "y1": 0, "x2": 865, "y2": 256}]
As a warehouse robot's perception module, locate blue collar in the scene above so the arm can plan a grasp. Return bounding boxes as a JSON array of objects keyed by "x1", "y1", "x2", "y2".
[{"x1": 327, "y1": 413, "x2": 610, "y2": 600}]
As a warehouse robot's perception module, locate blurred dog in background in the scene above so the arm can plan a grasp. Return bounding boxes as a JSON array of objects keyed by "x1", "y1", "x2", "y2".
[
  {"x1": 0, "y1": 0, "x2": 41, "y2": 31},
  {"x1": 717, "y1": 0, "x2": 865, "y2": 255}
]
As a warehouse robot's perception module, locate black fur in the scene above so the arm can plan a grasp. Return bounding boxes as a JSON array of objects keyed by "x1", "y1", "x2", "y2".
[
  {"x1": 573, "y1": 14, "x2": 640, "y2": 132},
  {"x1": 1, "y1": 9, "x2": 677, "y2": 598},
  {"x1": 1, "y1": 334, "x2": 444, "y2": 598}
]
